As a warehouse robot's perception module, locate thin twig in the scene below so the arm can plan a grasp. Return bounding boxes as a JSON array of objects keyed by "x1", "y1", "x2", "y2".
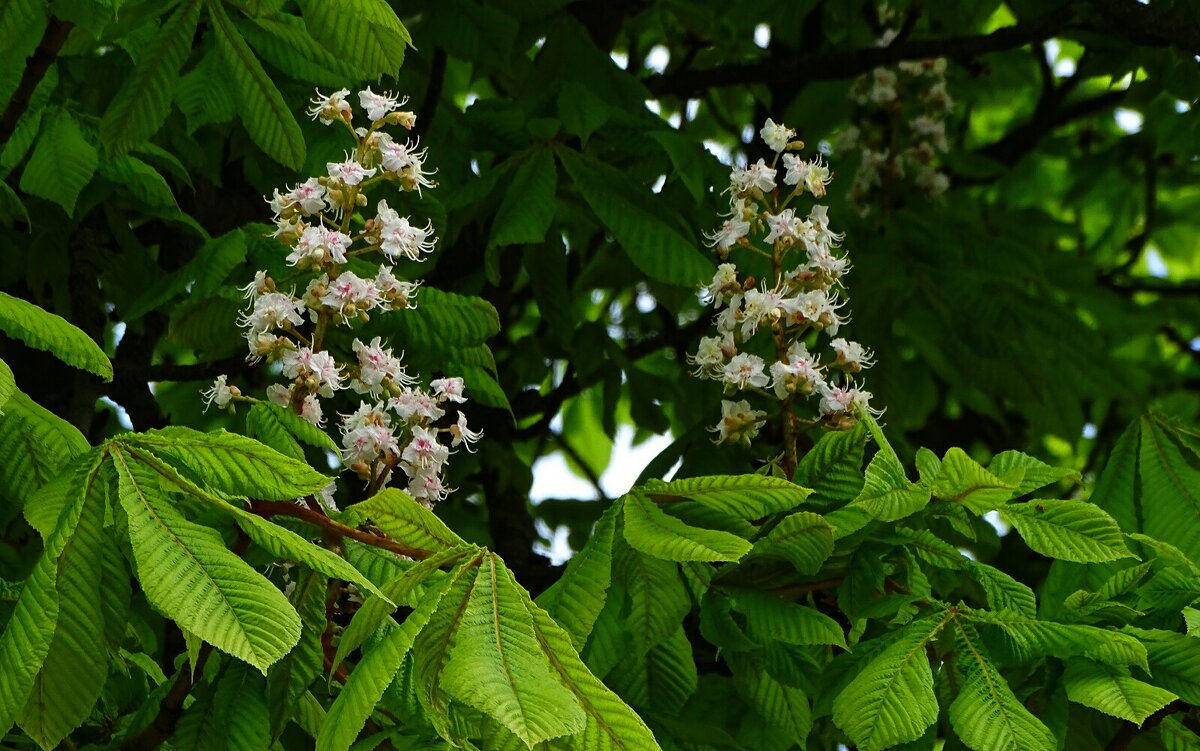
[{"x1": 246, "y1": 498, "x2": 436, "y2": 560}]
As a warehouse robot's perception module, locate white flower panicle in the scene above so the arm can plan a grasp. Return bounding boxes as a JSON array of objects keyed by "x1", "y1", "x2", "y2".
[
  {"x1": 691, "y1": 119, "x2": 881, "y2": 447},
  {"x1": 205, "y1": 88, "x2": 478, "y2": 509}
]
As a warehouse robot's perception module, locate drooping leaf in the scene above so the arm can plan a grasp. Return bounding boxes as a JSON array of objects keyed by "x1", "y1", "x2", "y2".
[
  {"x1": 119, "y1": 427, "x2": 331, "y2": 500},
  {"x1": 112, "y1": 448, "x2": 301, "y2": 672},
  {"x1": 611, "y1": 538, "x2": 691, "y2": 655},
  {"x1": 207, "y1": 0, "x2": 305, "y2": 169},
  {"x1": 606, "y1": 625, "x2": 698, "y2": 714},
  {"x1": 17, "y1": 111, "x2": 98, "y2": 216},
  {"x1": 967, "y1": 609, "x2": 1148, "y2": 670},
  {"x1": 987, "y1": 450, "x2": 1079, "y2": 496},
  {"x1": 1000, "y1": 500, "x2": 1134, "y2": 563},
  {"x1": 641, "y1": 474, "x2": 813, "y2": 519},
  {"x1": 749, "y1": 511, "x2": 835, "y2": 574},
  {"x1": 832, "y1": 614, "x2": 948, "y2": 751},
  {"x1": 933, "y1": 447, "x2": 1019, "y2": 513},
  {"x1": 490, "y1": 148, "x2": 558, "y2": 248},
  {"x1": 0, "y1": 292, "x2": 112, "y2": 380},
  {"x1": 621, "y1": 491, "x2": 751, "y2": 562},
  {"x1": 1062, "y1": 659, "x2": 1177, "y2": 726},
  {"x1": 267, "y1": 570, "x2": 326, "y2": 741},
  {"x1": 727, "y1": 652, "x2": 812, "y2": 749},
  {"x1": 214, "y1": 663, "x2": 271, "y2": 751},
  {"x1": 2, "y1": 390, "x2": 88, "y2": 529},
  {"x1": 727, "y1": 588, "x2": 846, "y2": 648},
  {"x1": 966, "y1": 561, "x2": 1037, "y2": 617},
  {"x1": 441, "y1": 554, "x2": 586, "y2": 746},
  {"x1": 537, "y1": 502, "x2": 617, "y2": 650},
  {"x1": 100, "y1": 0, "x2": 202, "y2": 154},
  {"x1": 295, "y1": 0, "x2": 409, "y2": 80},
  {"x1": 949, "y1": 621, "x2": 1056, "y2": 751}
]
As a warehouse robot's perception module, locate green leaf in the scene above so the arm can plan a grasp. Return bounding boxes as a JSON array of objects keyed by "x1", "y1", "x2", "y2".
[
  {"x1": 1063, "y1": 659, "x2": 1177, "y2": 726},
  {"x1": 966, "y1": 561, "x2": 1037, "y2": 617},
  {"x1": 612, "y1": 539, "x2": 690, "y2": 654},
  {"x1": 237, "y1": 13, "x2": 360, "y2": 87},
  {"x1": 295, "y1": 0, "x2": 409, "y2": 79},
  {"x1": 987, "y1": 450, "x2": 1079, "y2": 496},
  {"x1": 622, "y1": 491, "x2": 751, "y2": 562},
  {"x1": 727, "y1": 652, "x2": 812, "y2": 748},
  {"x1": 490, "y1": 148, "x2": 557, "y2": 248},
  {"x1": 950, "y1": 621, "x2": 1056, "y2": 751},
  {"x1": 1138, "y1": 630, "x2": 1200, "y2": 705},
  {"x1": 698, "y1": 592, "x2": 758, "y2": 652},
  {"x1": 267, "y1": 569, "x2": 326, "y2": 741},
  {"x1": 317, "y1": 562, "x2": 458, "y2": 751},
  {"x1": 411, "y1": 555, "x2": 483, "y2": 738},
  {"x1": 442, "y1": 553, "x2": 586, "y2": 746},
  {"x1": 851, "y1": 411, "x2": 929, "y2": 521},
  {"x1": 1, "y1": 390, "x2": 89, "y2": 529},
  {"x1": 967, "y1": 609, "x2": 1148, "y2": 670},
  {"x1": 832, "y1": 615, "x2": 948, "y2": 751},
  {"x1": 749, "y1": 511, "x2": 834, "y2": 574},
  {"x1": 175, "y1": 45, "x2": 237, "y2": 131},
  {"x1": 111, "y1": 448, "x2": 301, "y2": 672},
  {"x1": 214, "y1": 663, "x2": 271, "y2": 751},
  {"x1": 246, "y1": 401, "x2": 340, "y2": 461},
  {"x1": 894, "y1": 527, "x2": 969, "y2": 570},
  {"x1": 606, "y1": 625, "x2": 697, "y2": 714},
  {"x1": 18, "y1": 111, "x2": 98, "y2": 216},
  {"x1": 120, "y1": 427, "x2": 331, "y2": 500},
  {"x1": 17, "y1": 458, "x2": 109, "y2": 750},
  {"x1": 728, "y1": 588, "x2": 846, "y2": 648},
  {"x1": 642, "y1": 474, "x2": 813, "y2": 519},
  {"x1": 99, "y1": 0, "x2": 201, "y2": 154},
  {"x1": 1001, "y1": 500, "x2": 1134, "y2": 563},
  {"x1": 933, "y1": 447, "x2": 1019, "y2": 513},
  {"x1": 207, "y1": 0, "x2": 305, "y2": 169},
  {"x1": 100, "y1": 155, "x2": 177, "y2": 208},
  {"x1": 0, "y1": 292, "x2": 112, "y2": 380},
  {"x1": 0, "y1": 449, "x2": 104, "y2": 740},
  {"x1": 339, "y1": 489, "x2": 466, "y2": 555},
  {"x1": 536, "y1": 502, "x2": 616, "y2": 650},
  {"x1": 378, "y1": 288, "x2": 501, "y2": 350},
  {"x1": 556, "y1": 147, "x2": 713, "y2": 286},
  {"x1": 528, "y1": 603, "x2": 661, "y2": 750},
  {"x1": 793, "y1": 422, "x2": 868, "y2": 504}
]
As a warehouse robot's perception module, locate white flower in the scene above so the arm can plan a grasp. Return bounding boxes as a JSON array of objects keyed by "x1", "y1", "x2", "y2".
[
  {"x1": 760, "y1": 118, "x2": 795, "y2": 152},
  {"x1": 783, "y1": 155, "x2": 831, "y2": 197},
  {"x1": 830, "y1": 338, "x2": 876, "y2": 372},
  {"x1": 769, "y1": 349, "x2": 823, "y2": 399},
  {"x1": 714, "y1": 298, "x2": 740, "y2": 335},
  {"x1": 239, "y1": 292, "x2": 304, "y2": 334},
  {"x1": 273, "y1": 178, "x2": 328, "y2": 215},
  {"x1": 240, "y1": 271, "x2": 271, "y2": 301},
  {"x1": 320, "y1": 271, "x2": 379, "y2": 319},
  {"x1": 779, "y1": 289, "x2": 840, "y2": 329},
  {"x1": 915, "y1": 167, "x2": 950, "y2": 196},
  {"x1": 910, "y1": 115, "x2": 948, "y2": 152},
  {"x1": 308, "y1": 88, "x2": 352, "y2": 124},
  {"x1": 407, "y1": 468, "x2": 451, "y2": 503},
  {"x1": 764, "y1": 209, "x2": 800, "y2": 245},
  {"x1": 267, "y1": 383, "x2": 292, "y2": 408},
  {"x1": 375, "y1": 200, "x2": 436, "y2": 260},
  {"x1": 390, "y1": 387, "x2": 444, "y2": 423},
  {"x1": 722, "y1": 353, "x2": 769, "y2": 390},
  {"x1": 431, "y1": 377, "x2": 467, "y2": 403},
  {"x1": 688, "y1": 335, "x2": 726, "y2": 377},
  {"x1": 740, "y1": 287, "x2": 784, "y2": 338},
  {"x1": 287, "y1": 225, "x2": 352, "y2": 267},
  {"x1": 201, "y1": 375, "x2": 235, "y2": 411},
  {"x1": 375, "y1": 265, "x2": 420, "y2": 309},
  {"x1": 401, "y1": 426, "x2": 450, "y2": 471},
  {"x1": 358, "y1": 87, "x2": 403, "y2": 122},
  {"x1": 282, "y1": 347, "x2": 344, "y2": 397},
  {"x1": 869, "y1": 68, "x2": 898, "y2": 104},
  {"x1": 351, "y1": 337, "x2": 413, "y2": 396},
  {"x1": 327, "y1": 156, "x2": 376, "y2": 186},
  {"x1": 342, "y1": 423, "x2": 400, "y2": 464},
  {"x1": 449, "y1": 411, "x2": 483, "y2": 450},
  {"x1": 731, "y1": 159, "x2": 777, "y2": 193},
  {"x1": 315, "y1": 482, "x2": 338, "y2": 512},
  {"x1": 375, "y1": 134, "x2": 436, "y2": 193},
  {"x1": 709, "y1": 399, "x2": 767, "y2": 445},
  {"x1": 818, "y1": 382, "x2": 854, "y2": 415},
  {"x1": 701, "y1": 263, "x2": 740, "y2": 307},
  {"x1": 299, "y1": 394, "x2": 324, "y2": 427}
]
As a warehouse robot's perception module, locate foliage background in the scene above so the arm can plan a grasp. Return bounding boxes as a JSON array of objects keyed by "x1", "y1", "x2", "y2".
[{"x1": 1, "y1": 0, "x2": 1199, "y2": 749}]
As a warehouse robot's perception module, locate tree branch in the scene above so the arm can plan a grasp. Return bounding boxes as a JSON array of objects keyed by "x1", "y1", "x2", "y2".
[
  {"x1": 246, "y1": 498, "x2": 436, "y2": 560},
  {"x1": 0, "y1": 17, "x2": 72, "y2": 148},
  {"x1": 645, "y1": 5, "x2": 1077, "y2": 98},
  {"x1": 1086, "y1": 0, "x2": 1200, "y2": 56}
]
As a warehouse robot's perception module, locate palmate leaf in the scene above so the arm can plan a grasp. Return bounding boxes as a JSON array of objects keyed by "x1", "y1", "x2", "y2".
[
  {"x1": 111, "y1": 448, "x2": 301, "y2": 672},
  {"x1": 17, "y1": 111, "x2": 98, "y2": 217},
  {"x1": 932, "y1": 447, "x2": 1020, "y2": 513},
  {"x1": 1062, "y1": 659, "x2": 1177, "y2": 726},
  {"x1": 967, "y1": 609, "x2": 1148, "y2": 670},
  {"x1": 556, "y1": 147, "x2": 713, "y2": 287},
  {"x1": 340, "y1": 488, "x2": 467, "y2": 554},
  {"x1": 0, "y1": 292, "x2": 111, "y2": 380},
  {"x1": 17, "y1": 457, "x2": 109, "y2": 750},
  {"x1": 99, "y1": 0, "x2": 201, "y2": 155},
  {"x1": 1135, "y1": 629, "x2": 1200, "y2": 705},
  {"x1": 120, "y1": 427, "x2": 331, "y2": 500},
  {"x1": 527, "y1": 606, "x2": 660, "y2": 751},
  {"x1": 831, "y1": 614, "x2": 949, "y2": 751},
  {"x1": 317, "y1": 562, "x2": 461, "y2": 751},
  {"x1": 612, "y1": 538, "x2": 692, "y2": 654},
  {"x1": 621, "y1": 491, "x2": 751, "y2": 562},
  {"x1": 851, "y1": 411, "x2": 929, "y2": 521},
  {"x1": 0, "y1": 449, "x2": 104, "y2": 740},
  {"x1": 537, "y1": 502, "x2": 617, "y2": 650},
  {"x1": 207, "y1": 0, "x2": 305, "y2": 169},
  {"x1": 1000, "y1": 499, "x2": 1134, "y2": 563},
  {"x1": 411, "y1": 556, "x2": 482, "y2": 740},
  {"x1": 442, "y1": 553, "x2": 586, "y2": 747},
  {"x1": 950, "y1": 621, "x2": 1056, "y2": 751},
  {"x1": 726, "y1": 652, "x2": 812, "y2": 749},
  {"x1": 295, "y1": 0, "x2": 409, "y2": 79},
  {"x1": 490, "y1": 148, "x2": 557, "y2": 248},
  {"x1": 641, "y1": 474, "x2": 813, "y2": 519},
  {"x1": 1, "y1": 390, "x2": 88, "y2": 530},
  {"x1": 793, "y1": 421, "x2": 868, "y2": 504},
  {"x1": 378, "y1": 288, "x2": 501, "y2": 350},
  {"x1": 607, "y1": 625, "x2": 698, "y2": 715}
]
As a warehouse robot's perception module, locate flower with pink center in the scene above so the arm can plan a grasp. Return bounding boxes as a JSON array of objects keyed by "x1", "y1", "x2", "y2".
[
  {"x1": 375, "y1": 265, "x2": 420, "y2": 309},
  {"x1": 282, "y1": 347, "x2": 344, "y2": 397},
  {"x1": 351, "y1": 337, "x2": 413, "y2": 396},
  {"x1": 401, "y1": 426, "x2": 450, "y2": 471},
  {"x1": 389, "y1": 387, "x2": 445, "y2": 423},
  {"x1": 320, "y1": 271, "x2": 379, "y2": 319},
  {"x1": 327, "y1": 156, "x2": 376, "y2": 186},
  {"x1": 375, "y1": 200, "x2": 436, "y2": 261},
  {"x1": 430, "y1": 377, "x2": 466, "y2": 403},
  {"x1": 287, "y1": 226, "x2": 352, "y2": 267}
]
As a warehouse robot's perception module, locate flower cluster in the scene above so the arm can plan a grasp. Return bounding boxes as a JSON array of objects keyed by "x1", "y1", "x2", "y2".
[
  {"x1": 835, "y1": 7, "x2": 955, "y2": 213},
  {"x1": 690, "y1": 120, "x2": 879, "y2": 448},
  {"x1": 202, "y1": 88, "x2": 480, "y2": 507}
]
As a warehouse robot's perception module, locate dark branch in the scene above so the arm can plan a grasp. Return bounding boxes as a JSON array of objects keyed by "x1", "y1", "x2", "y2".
[
  {"x1": 645, "y1": 5, "x2": 1077, "y2": 98},
  {"x1": 246, "y1": 498, "x2": 436, "y2": 560},
  {"x1": 1086, "y1": 0, "x2": 1200, "y2": 56},
  {"x1": 412, "y1": 47, "x2": 447, "y2": 142},
  {"x1": 0, "y1": 18, "x2": 72, "y2": 148}
]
